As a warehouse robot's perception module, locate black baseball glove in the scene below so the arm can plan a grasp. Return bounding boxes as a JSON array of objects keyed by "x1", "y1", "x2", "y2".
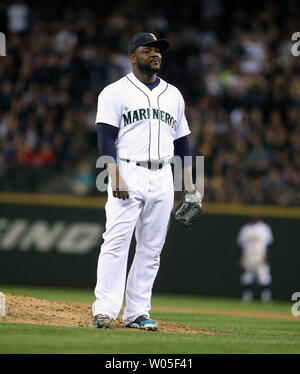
[{"x1": 173, "y1": 189, "x2": 203, "y2": 229}]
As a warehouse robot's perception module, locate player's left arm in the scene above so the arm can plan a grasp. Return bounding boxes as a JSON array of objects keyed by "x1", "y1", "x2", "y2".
[
  {"x1": 172, "y1": 107, "x2": 202, "y2": 228},
  {"x1": 174, "y1": 91, "x2": 201, "y2": 199},
  {"x1": 174, "y1": 135, "x2": 194, "y2": 192}
]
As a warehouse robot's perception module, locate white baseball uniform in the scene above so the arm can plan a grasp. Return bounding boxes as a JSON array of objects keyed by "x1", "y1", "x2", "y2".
[
  {"x1": 237, "y1": 220, "x2": 273, "y2": 287},
  {"x1": 92, "y1": 72, "x2": 190, "y2": 324}
]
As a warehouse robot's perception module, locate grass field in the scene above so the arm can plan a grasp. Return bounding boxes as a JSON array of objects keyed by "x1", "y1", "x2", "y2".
[{"x1": 0, "y1": 284, "x2": 299, "y2": 355}]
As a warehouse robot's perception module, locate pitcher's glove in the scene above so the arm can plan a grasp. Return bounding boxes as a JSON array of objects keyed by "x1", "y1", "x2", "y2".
[{"x1": 173, "y1": 189, "x2": 203, "y2": 229}]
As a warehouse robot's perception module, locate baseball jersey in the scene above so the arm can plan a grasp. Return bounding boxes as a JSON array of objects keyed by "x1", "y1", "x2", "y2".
[
  {"x1": 95, "y1": 72, "x2": 191, "y2": 162},
  {"x1": 237, "y1": 221, "x2": 273, "y2": 260}
]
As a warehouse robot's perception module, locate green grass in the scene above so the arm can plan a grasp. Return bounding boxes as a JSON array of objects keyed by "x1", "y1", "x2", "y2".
[{"x1": 0, "y1": 284, "x2": 299, "y2": 354}]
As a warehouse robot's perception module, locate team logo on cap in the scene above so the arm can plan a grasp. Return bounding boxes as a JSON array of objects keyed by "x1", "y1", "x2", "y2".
[{"x1": 150, "y1": 33, "x2": 157, "y2": 40}]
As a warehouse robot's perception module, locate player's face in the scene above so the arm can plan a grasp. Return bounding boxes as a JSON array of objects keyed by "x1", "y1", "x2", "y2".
[{"x1": 133, "y1": 46, "x2": 162, "y2": 75}]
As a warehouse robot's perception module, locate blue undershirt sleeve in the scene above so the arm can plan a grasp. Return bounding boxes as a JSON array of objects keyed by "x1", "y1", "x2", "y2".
[
  {"x1": 97, "y1": 123, "x2": 119, "y2": 162},
  {"x1": 174, "y1": 135, "x2": 192, "y2": 167}
]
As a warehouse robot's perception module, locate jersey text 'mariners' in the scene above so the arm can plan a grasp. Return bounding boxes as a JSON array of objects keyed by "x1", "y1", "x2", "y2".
[{"x1": 122, "y1": 108, "x2": 177, "y2": 131}]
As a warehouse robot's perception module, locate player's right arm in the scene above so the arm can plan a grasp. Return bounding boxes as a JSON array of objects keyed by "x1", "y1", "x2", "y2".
[
  {"x1": 95, "y1": 85, "x2": 129, "y2": 200},
  {"x1": 236, "y1": 226, "x2": 246, "y2": 269},
  {"x1": 97, "y1": 123, "x2": 129, "y2": 200},
  {"x1": 106, "y1": 163, "x2": 129, "y2": 200}
]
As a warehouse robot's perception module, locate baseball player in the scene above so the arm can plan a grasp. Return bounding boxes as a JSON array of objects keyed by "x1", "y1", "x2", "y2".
[
  {"x1": 237, "y1": 216, "x2": 274, "y2": 302},
  {"x1": 92, "y1": 33, "x2": 201, "y2": 330}
]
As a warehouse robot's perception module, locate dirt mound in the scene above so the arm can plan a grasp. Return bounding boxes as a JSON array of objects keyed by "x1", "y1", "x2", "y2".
[{"x1": 0, "y1": 294, "x2": 223, "y2": 335}]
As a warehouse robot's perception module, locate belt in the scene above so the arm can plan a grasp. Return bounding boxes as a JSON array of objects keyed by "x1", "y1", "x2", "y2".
[{"x1": 120, "y1": 158, "x2": 168, "y2": 170}]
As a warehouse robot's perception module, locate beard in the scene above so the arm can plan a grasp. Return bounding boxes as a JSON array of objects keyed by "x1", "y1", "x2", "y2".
[{"x1": 136, "y1": 59, "x2": 161, "y2": 76}]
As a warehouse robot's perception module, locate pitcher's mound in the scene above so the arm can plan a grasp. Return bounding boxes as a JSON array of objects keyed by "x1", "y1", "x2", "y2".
[{"x1": 0, "y1": 293, "x2": 225, "y2": 335}]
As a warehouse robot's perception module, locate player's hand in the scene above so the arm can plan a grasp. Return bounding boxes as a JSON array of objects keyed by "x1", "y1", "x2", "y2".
[
  {"x1": 112, "y1": 174, "x2": 129, "y2": 200},
  {"x1": 106, "y1": 163, "x2": 129, "y2": 200}
]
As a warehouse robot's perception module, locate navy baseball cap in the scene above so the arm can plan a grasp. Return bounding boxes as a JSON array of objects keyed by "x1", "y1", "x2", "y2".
[{"x1": 128, "y1": 33, "x2": 170, "y2": 54}]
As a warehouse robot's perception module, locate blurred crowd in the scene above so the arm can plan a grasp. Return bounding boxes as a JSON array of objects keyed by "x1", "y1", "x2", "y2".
[{"x1": 0, "y1": 0, "x2": 300, "y2": 205}]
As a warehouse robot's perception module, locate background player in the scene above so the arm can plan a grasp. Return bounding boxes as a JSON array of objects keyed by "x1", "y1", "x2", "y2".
[
  {"x1": 237, "y1": 216, "x2": 274, "y2": 302},
  {"x1": 92, "y1": 33, "x2": 201, "y2": 330}
]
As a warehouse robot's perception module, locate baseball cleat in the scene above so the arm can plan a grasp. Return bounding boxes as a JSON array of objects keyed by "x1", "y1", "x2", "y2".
[
  {"x1": 93, "y1": 314, "x2": 113, "y2": 328},
  {"x1": 126, "y1": 315, "x2": 158, "y2": 331}
]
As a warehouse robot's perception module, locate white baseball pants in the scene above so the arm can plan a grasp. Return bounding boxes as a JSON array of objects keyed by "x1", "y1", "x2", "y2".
[
  {"x1": 93, "y1": 160, "x2": 174, "y2": 325},
  {"x1": 240, "y1": 263, "x2": 272, "y2": 286}
]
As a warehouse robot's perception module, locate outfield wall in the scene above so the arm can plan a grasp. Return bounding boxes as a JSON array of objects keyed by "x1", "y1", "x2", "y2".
[{"x1": 0, "y1": 193, "x2": 299, "y2": 300}]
